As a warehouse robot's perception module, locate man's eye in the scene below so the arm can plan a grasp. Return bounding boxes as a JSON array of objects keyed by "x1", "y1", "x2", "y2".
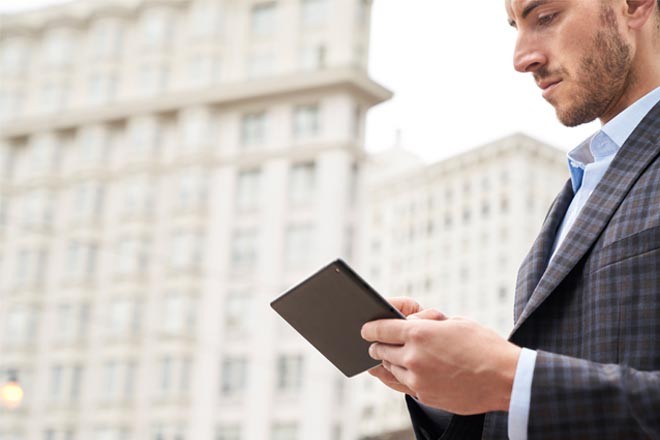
[{"x1": 537, "y1": 13, "x2": 558, "y2": 26}]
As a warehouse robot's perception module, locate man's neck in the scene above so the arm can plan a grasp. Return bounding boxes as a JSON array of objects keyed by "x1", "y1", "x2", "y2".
[{"x1": 599, "y1": 80, "x2": 660, "y2": 125}]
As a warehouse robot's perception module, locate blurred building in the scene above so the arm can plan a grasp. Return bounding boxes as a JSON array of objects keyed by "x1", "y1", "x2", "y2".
[
  {"x1": 352, "y1": 133, "x2": 568, "y2": 438},
  {"x1": 0, "y1": 1, "x2": 391, "y2": 440}
]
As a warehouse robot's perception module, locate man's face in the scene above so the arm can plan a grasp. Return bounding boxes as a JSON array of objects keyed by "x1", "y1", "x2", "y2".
[{"x1": 505, "y1": 0, "x2": 634, "y2": 126}]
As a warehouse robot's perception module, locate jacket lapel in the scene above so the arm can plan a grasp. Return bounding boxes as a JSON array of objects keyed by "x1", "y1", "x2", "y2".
[
  {"x1": 513, "y1": 180, "x2": 574, "y2": 322},
  {"x1": 511, "y1": 101, "x2": 660, "y2": 336}
]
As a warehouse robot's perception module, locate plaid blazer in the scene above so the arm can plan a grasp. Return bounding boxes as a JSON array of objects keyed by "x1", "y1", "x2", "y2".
[{"x1": 407, "y1": 100, "x2": 660, "y2": 439}]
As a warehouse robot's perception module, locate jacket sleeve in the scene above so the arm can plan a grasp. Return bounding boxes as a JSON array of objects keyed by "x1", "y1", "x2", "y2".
[
  {"x1": 529, "y1": 350, "x2": 660, "y2": 439},
  {"x1": 405, "y1": 395, "x2": 485, "y2": 440},
  {"x1": 406, "y1": 394, "x2": 450, "y2": 440}
]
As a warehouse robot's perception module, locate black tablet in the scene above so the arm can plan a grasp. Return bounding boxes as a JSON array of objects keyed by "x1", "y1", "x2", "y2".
[{"x1": 270, "y1": 259, "x2": 405, "y2": 377}]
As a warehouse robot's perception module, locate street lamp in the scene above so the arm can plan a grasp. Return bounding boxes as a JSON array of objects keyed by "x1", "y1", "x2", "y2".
[{"x1": 0, "y1": 371, "x2": 24, "y2": 410}]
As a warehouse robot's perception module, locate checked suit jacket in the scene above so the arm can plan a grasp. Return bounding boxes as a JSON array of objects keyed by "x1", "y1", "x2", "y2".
[{"x1": 407, "y1": 100, "x2": 660, "y2": 439}]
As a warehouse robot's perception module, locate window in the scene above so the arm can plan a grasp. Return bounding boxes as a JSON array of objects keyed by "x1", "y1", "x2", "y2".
[
  {"x1": 140, "y1": 8, "x2": 174, "y2": 49},
  {"x1": 69, "y1": 181, "x2": 104, "y2": 224},
  {"x1": 75, "y1": 125, "x2": 108, "y2": 169},
  {"x1": 129, "y1": 116, "x2": 159, "y2": 157},
  {"x1": 216, "y1": 425, "x2": 241, "y2": 440},
  {"x1": 284, "y1": 224, "x2": 314, "y2": 268},
  {"x1": 161, "y1": 293, "x2": 196, "y2": 336},
  {"x1": 271, "y1": 423, "x2": 298, "y2": 440},
  {"x1": 288, "y1": 162, "x2": 315, "y2": 205},
  {"x1": 88, "y1": 73, "x2": 117, "y2": 104},
  {"x1": 293, "y1": 104, "x2": 319, "y2": 139},
  {"x1": 101, "y1": 360, "x2": 136, "y2": 402},
  {"x1": 120, "y1": 174, "x2": 153, "y2": 218},
  {"x1": 174, "y1": 168, "x2": 207, "y2": 212},
  {"x1": 29, "y1": 133, "x2": 58, "y2": 177},
  {"x1": 4, "y1": 306, "x2": 37, "y2": 346},
  {"x1": 276, "y1": 355, "x2": 303, "y2": 392},
  {"x1": 49, "y1": 364, "x2": 83, "y2": 404},
  {"x1": 251, "y1": 3, "x2": 276, "y2": 37},
  {"x1": 90, "y1": 17, "x2": 123, "y2": 58},
  {"x1": 20, "y1": 189, "x2": 53, "y2": 229},
  {"x1": 241, "y1": 112, "x2": 266, "y2": 147},
  {"x1": 230, "y1": 229, "x2": 258, "y2": 271},
  {"x1": 236, "y1": 169, "x2": 260, "y2": 211},
  {"x1": 299, "y1": 44, "x2": 326, "y2": 71},
  {"x1": 180, "y1": 107, "x2": 213, "y2": 151},
  {"x1": 301, "y1": 0, "x2": 328, "y2": 28},
  {"x1": 43, "y1": 28, "x2": 75, "y2": 67},
  {"x1": 54, "y1": 303, "x2": 89, "y2": 345},
  {"x1": 0, "y1": 90, "x2": 23, "y2": 121},
  {"x1": 224, "y1": 292, "x2": 252, "y2": 337},
  {"x1": 169, "y1": 231, "x2": 202, "y2": 271},
  {"x1": 64, "y1": 240, "x2": 97, "y2": 284},
  {"x1": 116, "y1": 238, "x2": 149, "y2": 277},
  {"x1": 0, "y1": 37, "x2": 29, "y2": 75},
  {"x1": 0, "y1": 431, "x2": 25, "y2": 440},
  {"x1": 15, "y1": 246, "x2": 48, "y2": 289},
  {"x1": 106, "y1": 299, "x2": 140, "y2": 339},
  {"x1": 357, "y1": 0, "x2": 371, "y2": 24},
  {"x1": 189, "y1": 1, "x2": 223, "y2": 37},
  {"x1": 157, "y1": 356, "x2": 191, "y2": 398},
  {"x1": 151, "y1": 424, "x2": 186, "y2": 440},
  {"x1": 93, "y1": 427, "x2": 129, "y2": 440},
  {"x1": 220, "y1": 357, "x2": 247, "y2": 397},
  {"x1": 187, "y1": 53, "x2": 220, "y2": 86},
  {"x1": 42, "y1": 429, "x2": 75, "y2": 440}
]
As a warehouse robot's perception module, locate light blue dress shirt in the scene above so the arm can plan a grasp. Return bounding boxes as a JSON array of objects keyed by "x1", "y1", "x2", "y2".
[{"x1": 508, "y1": 86, "x2": 660, "y2": 440}]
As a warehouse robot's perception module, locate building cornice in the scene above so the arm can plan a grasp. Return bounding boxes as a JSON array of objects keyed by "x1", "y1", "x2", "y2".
[
  {"x1": 0, "y1": 67, "x2": 393, "y2": 139},
  {"x1": 0, "y1": 0, "x2": 190, "y2": 38}
]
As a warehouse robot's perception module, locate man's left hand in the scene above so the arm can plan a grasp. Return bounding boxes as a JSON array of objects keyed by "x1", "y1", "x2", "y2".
[{"x1": 361, "y1": 311, "x2": 522, "y2": 415}]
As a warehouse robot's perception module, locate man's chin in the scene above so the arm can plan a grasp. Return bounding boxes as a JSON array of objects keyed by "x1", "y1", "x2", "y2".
[{"x1": 554, "y1": 104, "x2": 599, "y2": 128}]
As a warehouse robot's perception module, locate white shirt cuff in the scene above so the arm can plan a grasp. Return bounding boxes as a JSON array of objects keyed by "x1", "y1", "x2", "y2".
[{"x1": 507, "y1": 348, "x2": 538, "y2": 440}]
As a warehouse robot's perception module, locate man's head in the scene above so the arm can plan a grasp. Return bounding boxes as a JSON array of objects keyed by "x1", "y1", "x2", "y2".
[{"x1": 505, "y1": 0, "x2": 660, "y2": 126}]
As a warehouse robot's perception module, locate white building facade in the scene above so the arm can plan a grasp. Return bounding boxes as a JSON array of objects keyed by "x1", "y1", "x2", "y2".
[{"x1": 0, "y1": 1, "x2": 390, "y2": 440}]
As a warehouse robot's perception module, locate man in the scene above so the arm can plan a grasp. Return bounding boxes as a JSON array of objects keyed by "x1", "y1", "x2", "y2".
[{"x1": 361, "y1": 0, "x2": 660, "y2": 438}]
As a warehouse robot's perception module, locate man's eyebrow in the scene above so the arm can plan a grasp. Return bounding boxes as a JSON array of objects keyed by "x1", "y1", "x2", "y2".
[
  {"x1": 508, "y1": 0, "x2": 550, "y2": 27},
  {"x1": 522, "y1": 0, "x2": 549, "y2": 19}
]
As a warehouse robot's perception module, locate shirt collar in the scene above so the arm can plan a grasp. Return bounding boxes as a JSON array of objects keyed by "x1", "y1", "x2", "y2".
[{"x1": 565, "y1": 86, "x2": 660, "y2": 192}]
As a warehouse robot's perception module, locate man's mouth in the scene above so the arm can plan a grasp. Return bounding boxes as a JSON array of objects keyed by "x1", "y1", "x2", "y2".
[{"x1": 538, "y1": 79, "x2": 562, "y2": 99}]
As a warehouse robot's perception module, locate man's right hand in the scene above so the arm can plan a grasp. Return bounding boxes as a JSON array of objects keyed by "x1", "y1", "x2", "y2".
[{"x1": 367, "y1": 297, "x2": 446, "y2": 396}]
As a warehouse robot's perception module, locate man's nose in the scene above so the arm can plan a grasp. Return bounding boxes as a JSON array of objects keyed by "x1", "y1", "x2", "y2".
[{"x1": 513, "y1": 34, "x2": 547, "y2": 73}]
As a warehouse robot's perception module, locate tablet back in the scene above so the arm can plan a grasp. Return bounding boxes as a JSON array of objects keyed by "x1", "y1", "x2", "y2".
[{"x1": 270, "y1": 259, "x2": 404, "y2": 377}]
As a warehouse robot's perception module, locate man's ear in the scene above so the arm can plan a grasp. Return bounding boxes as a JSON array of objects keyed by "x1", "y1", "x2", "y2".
[{"x1": 625, "y1": 0, "x2": 657, "y2": 30}]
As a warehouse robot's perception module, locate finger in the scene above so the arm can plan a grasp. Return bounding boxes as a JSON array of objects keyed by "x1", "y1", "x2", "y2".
[
  {"x1": 369, "y1": 343, "x2": 406, "y2": 365},
  {"x1": 407, "y1": 309, "x2": 447, "y2": 321},
  {"x1": 361, "y1": 319, "x2": 410, "y2": 344},
  {"x1": 387, "y1": 297, "x2": 422, "y2": 316},
  {"x1": 384, "y1": 361, "x2": 411, "y2": 390},
  {"x1": 368, "y1": 365, "x2": 417, "y2": 396}
]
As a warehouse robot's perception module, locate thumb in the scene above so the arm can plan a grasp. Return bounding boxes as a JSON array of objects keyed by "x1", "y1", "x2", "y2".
[{"x1": 407, "y1": 309, "x2": 447, "y2": 321}]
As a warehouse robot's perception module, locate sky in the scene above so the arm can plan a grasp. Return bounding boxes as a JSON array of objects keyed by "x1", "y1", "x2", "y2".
[{"x1": 0, "y1": 0, "x2": 601, "y2": 162}]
